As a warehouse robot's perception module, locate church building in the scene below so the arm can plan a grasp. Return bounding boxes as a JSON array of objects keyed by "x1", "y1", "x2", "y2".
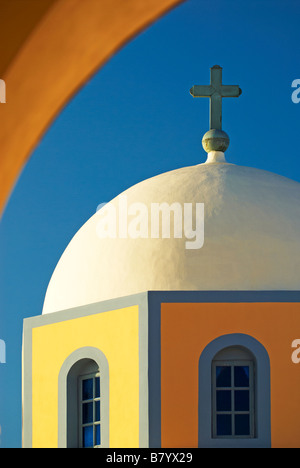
[{"x1": 22, "y1": 66, "x2": 300, "y2": 448}]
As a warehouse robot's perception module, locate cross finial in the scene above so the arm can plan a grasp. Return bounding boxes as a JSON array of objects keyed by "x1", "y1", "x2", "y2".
[
  {"x1": 190, "y1": 66, "x2": 242, "y2": 159},
  {"x1": 190, "y1": 65, "x2": 242, "y2": 131}
]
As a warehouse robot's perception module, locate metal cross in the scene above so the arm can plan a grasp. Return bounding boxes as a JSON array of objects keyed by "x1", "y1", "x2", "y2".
[{"x1": 190, "y1": 65, "x2": 242, "y2": 130}]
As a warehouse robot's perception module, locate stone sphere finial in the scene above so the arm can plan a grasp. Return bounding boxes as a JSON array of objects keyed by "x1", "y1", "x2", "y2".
[{"x1": 202, "y1": 129, "x2": 230, "y2": 153}]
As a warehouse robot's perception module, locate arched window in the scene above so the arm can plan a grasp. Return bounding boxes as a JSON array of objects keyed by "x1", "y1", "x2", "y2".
[
  {"x1": 198, "y1": 334, "x2": 271, "y2": 448},
  {"x1": 212, "y1": 346, "x2": 255, "y2": 439},
  {"x1": 58, "y1": 347, "x2": 109, "y2": 448}
]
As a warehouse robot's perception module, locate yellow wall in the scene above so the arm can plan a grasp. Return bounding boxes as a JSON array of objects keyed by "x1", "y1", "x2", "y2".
[{"x1": 31, "y1": 306, "x2": 139, "y2": 448}]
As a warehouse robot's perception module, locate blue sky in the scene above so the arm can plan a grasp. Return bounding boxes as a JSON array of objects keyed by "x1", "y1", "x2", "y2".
[{"x1": 0, "y1": 0, "x2": 300, "y2": 447}]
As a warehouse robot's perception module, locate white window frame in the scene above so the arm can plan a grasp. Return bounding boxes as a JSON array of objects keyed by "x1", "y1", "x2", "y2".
[{"x1": 212, "y1": 360, "x2": 255, "y2": 439}]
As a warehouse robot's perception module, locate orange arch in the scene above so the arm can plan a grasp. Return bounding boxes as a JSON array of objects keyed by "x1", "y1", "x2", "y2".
[{"x1": 0, "y1": 0, "x2": 184, "y2": 215}]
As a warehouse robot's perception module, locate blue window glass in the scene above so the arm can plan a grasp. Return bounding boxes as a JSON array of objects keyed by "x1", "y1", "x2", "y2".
[
  {"x1": 234, "y1": 366, "x2": 249, "y2": 387},
  {"x1": 83, "y1": 426, "x2": 93, "y2": 448},
  {"x1": 235, "y1": 414, "x2": 250, "y2": 436},
  {"x1": 216, "y1": 366, "x2": 231, "y2": 388},
  {"x1": 213, "y1": 360, "x2": 254, "y2": 440},
  {"x1": 95, "y1": 425, "x2": 101, "y2": 446},
  {"x1": 217, "y1": 414, "x2": 232, "y2": 436},
  {"x1": 82, "y1": 378, "x2": 93, "y2": 401},
  {"x1": 80, "y1": 374, "x2": 102, "y2": 447},
  {"x1": 216, "y1": 390, "x2": 231, "y2": 411},
  {"x1": 95, "y1": 401, "x2": 101, "y2": 422},
  {"x1": 82, "y1": 402, "x2": 93, "y2": 424},
  {"x1": 234, "y1": 390, "x2": 249, "y2": 412},
  {"x1": 95, "y1": 377, "x2": 100, "y2": 398}
]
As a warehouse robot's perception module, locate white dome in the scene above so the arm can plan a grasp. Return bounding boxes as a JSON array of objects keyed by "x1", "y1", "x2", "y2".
[{"x1": 42, "y1": 160, "x2": 300, "y2": 314}]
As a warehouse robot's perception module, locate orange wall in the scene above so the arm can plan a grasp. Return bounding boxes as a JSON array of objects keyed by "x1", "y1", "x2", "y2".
[{"x1": 161, "y1": 302, "x2": 300, "y2": 448}]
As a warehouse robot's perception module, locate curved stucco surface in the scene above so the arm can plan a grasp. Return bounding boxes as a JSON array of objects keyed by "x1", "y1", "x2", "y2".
[{"x1": 43, "y1": 162, "x2": 300, "y2": 314}]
